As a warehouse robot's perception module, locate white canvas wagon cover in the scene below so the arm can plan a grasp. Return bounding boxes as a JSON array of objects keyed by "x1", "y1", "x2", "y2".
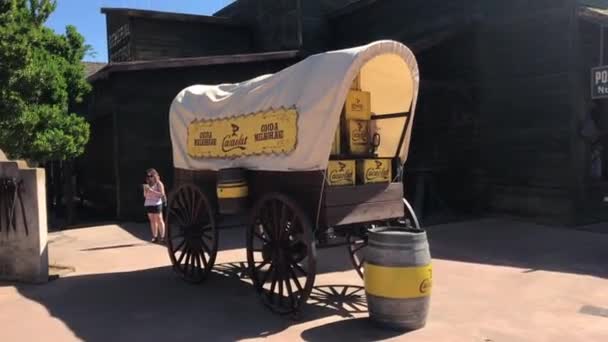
[{"x1": 170, "y1": 40, "x2": 419, "y2": 171}]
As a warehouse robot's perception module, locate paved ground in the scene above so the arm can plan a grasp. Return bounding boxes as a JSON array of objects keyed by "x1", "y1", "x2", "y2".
[{"x1": 1, "y1": 218, "x2": 607, "y2": 342}]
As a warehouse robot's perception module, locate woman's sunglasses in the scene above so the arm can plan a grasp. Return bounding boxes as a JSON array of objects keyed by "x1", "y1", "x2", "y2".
[{"x1": 146, "y1": 174, "x2": 154, "y2": 178}]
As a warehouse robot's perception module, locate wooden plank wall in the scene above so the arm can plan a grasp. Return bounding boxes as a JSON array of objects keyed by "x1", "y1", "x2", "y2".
[
  {"x1": 299, "y1": 0, "x2": 360, "y2": 53},
  {"x1": 329, "y1": 0, "x2": 479, "y2": 50},
  {"x1": 215, "y1": 0, "x2": 302, "y2": 51},
  {"x1": 476, "y1": 0, "x2": 578, "y2": 223},
  {"x1": 328, "y1": 0, "x2": 482, "y2": 218},
  {"x1": 100, "y1": 59, "x2": 299, "y2": 220},
  {"x1": 575, "y1": 18, "x2": 608, "y2": 224},
  {"x1": 130, "y1": 17, "x2": 252, "y2": 60},
  {"x1": 106, "y1": 13, "x2": 132, "y2": 62},
  {"x1": 77, "y1": 80, "x2": 117, "y2": 216}
]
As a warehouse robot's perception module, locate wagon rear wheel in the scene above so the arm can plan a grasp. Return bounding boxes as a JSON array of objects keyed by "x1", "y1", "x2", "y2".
[
  {"x1": 246, "y1": 193, "x2": 316, "y2": 315},
  {"x1": 166, "y1": 184, "x2": 218, "y2": 283},
  {"x1": 347, "y1": 197, "x2": 420, "y2": 279}
]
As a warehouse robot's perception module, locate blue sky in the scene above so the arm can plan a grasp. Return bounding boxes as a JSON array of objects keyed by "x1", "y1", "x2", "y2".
[{"x1": 45, "y1": 0, "x2": 234, "y2": 62}]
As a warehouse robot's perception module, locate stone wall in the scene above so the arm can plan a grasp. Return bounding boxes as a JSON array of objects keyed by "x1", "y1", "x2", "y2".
[{"x1": 0, "y1": 157, "x2": 48, "y2": 283}]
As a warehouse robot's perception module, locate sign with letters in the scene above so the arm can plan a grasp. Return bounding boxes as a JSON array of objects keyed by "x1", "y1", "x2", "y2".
[
  {"x1": 187, "y1": 107, "x2": 298, "y2": 158},
  {"x1": 592, "y1": 66, "x2": 608, "y2": 99}
]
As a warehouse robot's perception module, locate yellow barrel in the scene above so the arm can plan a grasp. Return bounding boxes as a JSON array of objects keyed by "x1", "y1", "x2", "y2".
[
  {"x1": 217, "y1": 168, "x2": 248, "y2": 214},
  {"x1": 364, "y1": 227, "x2": 432, "y2": 330}
]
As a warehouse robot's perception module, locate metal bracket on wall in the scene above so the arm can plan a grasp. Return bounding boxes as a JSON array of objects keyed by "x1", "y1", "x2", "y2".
[{"x1": 0, "y1": 177, "x2": 28, "y2": 236}]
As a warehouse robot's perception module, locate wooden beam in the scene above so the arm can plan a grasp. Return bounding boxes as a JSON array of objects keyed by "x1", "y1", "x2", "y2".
[
  {"x1": 111, "y1": 83, "x2": 121, "y2": 219},
  {"x1": 88, "y1": 50, "x2": 301, "y2": 82},
  {"x1": 328, "y1": 0, "x2": 381, "y2": 19},
  {"x1": 100, "y1": 7, "x2": 246, "y2": 27}
]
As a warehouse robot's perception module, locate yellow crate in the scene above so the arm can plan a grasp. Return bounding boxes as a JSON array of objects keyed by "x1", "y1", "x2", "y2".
[
  {"x1": 345, "y1": 90, "x2": 371, "y2": 121},
  {"x1": 345, "y1": 119, "x2": 370, "y2": 155},
  {"x1": 327, "y1": 160, "x2": 356, "y2": 186},
  {"x1": 357, "y1": 159, "x2": 392, "y2": 184}
]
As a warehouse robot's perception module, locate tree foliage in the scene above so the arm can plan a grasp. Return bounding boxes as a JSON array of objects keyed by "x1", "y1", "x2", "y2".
[{"x1": 0, "y1": 0, "x2": 91, "y2": 162}]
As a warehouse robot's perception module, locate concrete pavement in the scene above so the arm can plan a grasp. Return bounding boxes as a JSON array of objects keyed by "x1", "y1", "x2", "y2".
[{"x1": 0, "y1": 218, "x2": 607, "y2": 341}]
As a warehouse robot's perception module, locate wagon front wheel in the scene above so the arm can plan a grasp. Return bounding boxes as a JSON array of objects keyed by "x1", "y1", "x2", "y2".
[
  {"x1": 166, "y1": 184, "x2": 218, "y2": 283},
  {"x1": 246, "y1": 193, "x2": 316, "y2": 314}
]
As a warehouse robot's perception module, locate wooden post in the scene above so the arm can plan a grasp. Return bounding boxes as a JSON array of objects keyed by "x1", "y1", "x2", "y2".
[
  {"x1": 112, "y1": 100, "x2": 121, "y2": 220},
  {"x1": 64, "y1": 160, "x2": 75, "y2": 226},
  {"x1": 600, "y1": 25, "x2": 604, "y2": 65}
]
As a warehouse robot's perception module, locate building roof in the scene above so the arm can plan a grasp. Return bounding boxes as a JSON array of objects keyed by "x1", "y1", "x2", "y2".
[
  {"x1": 87, "y1": 50, "x2": 300, "y2": 82},
  {"x1": 83, "y1": 62, "x2": 107, "y2": 78},
  {"x1": 100, "y1": 7, "x2": 245, "y2": 27},
  {"x1": 327, "y1": 0, "x2": 380, "y2": 19}
]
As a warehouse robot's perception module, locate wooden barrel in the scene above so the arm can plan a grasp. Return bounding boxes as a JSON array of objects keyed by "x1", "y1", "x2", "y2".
[
  {"x1": 364, "y1": 227, "x2": 432, "y2": 330},
  {"x1": 217, "y1": 168, "x2": 248, "y2": 214}
]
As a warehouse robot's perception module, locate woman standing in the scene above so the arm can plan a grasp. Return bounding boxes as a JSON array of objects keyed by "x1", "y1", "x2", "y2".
[{"x1": 143, "y1": 168, "x2": 166, "y2": 243}]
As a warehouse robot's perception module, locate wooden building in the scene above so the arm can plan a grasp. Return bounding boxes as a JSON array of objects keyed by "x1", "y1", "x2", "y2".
[{"x1": 81, "y1": 0, "x2": 608, "y2": 226}]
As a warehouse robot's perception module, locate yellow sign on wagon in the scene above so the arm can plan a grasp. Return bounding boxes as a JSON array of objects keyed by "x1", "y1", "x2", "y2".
[{"x1": 187, "y1": 108, "x2": 298, "y2": 158}]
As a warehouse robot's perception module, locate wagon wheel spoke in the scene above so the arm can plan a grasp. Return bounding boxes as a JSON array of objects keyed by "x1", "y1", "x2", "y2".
[
  {"x1": 285, "y1": 272, "x2": 295, "y2": 309},
  {"x1": 166, "y1": 184, "x2": 217, "y2": 284},
  {"x1": 260, "y1": 265, "x2": 274, "y2": 293},
  {"x1": 292, "y1": 262, "x2": 307, "y2": 277},
  {"x1": 200, "y1": 238, "x2": 211, "y2": 254},
  {"x1": 182, "y1": 250, "x2": 191, "y2": 274},
  {"x1": 188, "y1": 186, "x2": 198, "y2": 222},
  {"x1": 173, "y1": 189, "x2": 189, "y2": 222},
  {"x1": 268, "y1": 265, "x2": 280, "y2": 304},
  {"x1": 347, "y1": 230, "x2": 368, "y2": 279},
  {"x1": 200, "y1": 248, "x2": 208, "y2": 269},
  {"x1": 168, "y1": 206, "x2": 188, "y2": 227},
  {"x1": 171, "y1": 239, "x2": 186, "y2": 254},
  {"x1": 182, "y1": 187, "x2": 195, "y2": 224},
  {"x1": 196, "y1": 253, "x2": 204, "y2": 278},
  {"x1": 255, "y1": 259, "x2": 270, "y2": 271},
  {"x1": 279, "y1": 202, "x2": 288, "y2": 234},
  {"x1": 176, "y1": 246, "x2": 188, "y2": 266},
  {"x1": 273, "y1": 200, "x2": 283, "y2": 241},
  {"x1": 351, "y1": 241, "x2": 366, "y2": 253},
  {"x1": 170, "y1": 230, "x2": 185, "y2": 240},
  {"x1": 189, "y1": 251, "x2": 197, "y2": 278},
  {"x1": 254, "y1": 230, "x2": 270, "y2": 243},
  {"x1": 247, "y1": 193, "x2": 316, "y2": 315},
  {"x1": 289, "y1": 268, "x2": 304, "y2": 293}
]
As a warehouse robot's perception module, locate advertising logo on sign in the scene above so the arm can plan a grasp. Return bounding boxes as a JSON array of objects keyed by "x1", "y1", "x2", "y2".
[
  {"x1": 365, "y1": 160, "x2": 390, "y2": 181},
  {"x1": 419, "y1": 268, "x2": 433, "y2": 294},
  {"x1": 352, "y1": 121, "x2": 369, "y2": 143},
  {"x1": 222, "y1": 124, "x2": 248, "y2": 152},
  {"x1": 351, "y1": 98, "x2": 364, "y2": 112},
  {"x1": 327, "y1": 160, "x2": 355, "y2": 186},
  {"x1": 329, "y1": 162, "x2": 353, "y2": 184},
  {"x1": 187, "y1": 107, "x2": 298, "y2": 158}
]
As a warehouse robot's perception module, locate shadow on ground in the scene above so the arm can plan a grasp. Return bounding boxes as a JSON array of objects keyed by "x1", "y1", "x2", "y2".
[
  {"x1": 14, "y1": 262, "x2": 392, "y2": 342},
  {"x1": 427, "y1": 219, "x2": 608, "y2": 279},
  {"x1": 300, "y1": 317, "x2": 406, "y2": 341},
  {"x1": 57, "y1": 221, "x2": 364, "y2": 275}
]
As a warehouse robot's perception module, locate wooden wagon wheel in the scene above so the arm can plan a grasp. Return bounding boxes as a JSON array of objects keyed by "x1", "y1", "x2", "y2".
[
  {"x1": 165, "y1": 184, "x2": 218, "y2": 283},
  {"x1": 246, "y1": 193, "x2": 317, "y2": 315},
  {"x1": 347, "y1": 197, "x2": 421, "y2": 279}
]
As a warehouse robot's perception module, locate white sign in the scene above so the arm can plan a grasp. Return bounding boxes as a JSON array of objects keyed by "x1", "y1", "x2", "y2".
[{"x1": 591, "y1": 66, "x2": 608, "y2": 99}]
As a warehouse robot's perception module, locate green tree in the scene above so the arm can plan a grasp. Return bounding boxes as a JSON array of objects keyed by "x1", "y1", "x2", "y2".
[{"x1": 0, "y1": 0, "x2": 91, "y2": 162}]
